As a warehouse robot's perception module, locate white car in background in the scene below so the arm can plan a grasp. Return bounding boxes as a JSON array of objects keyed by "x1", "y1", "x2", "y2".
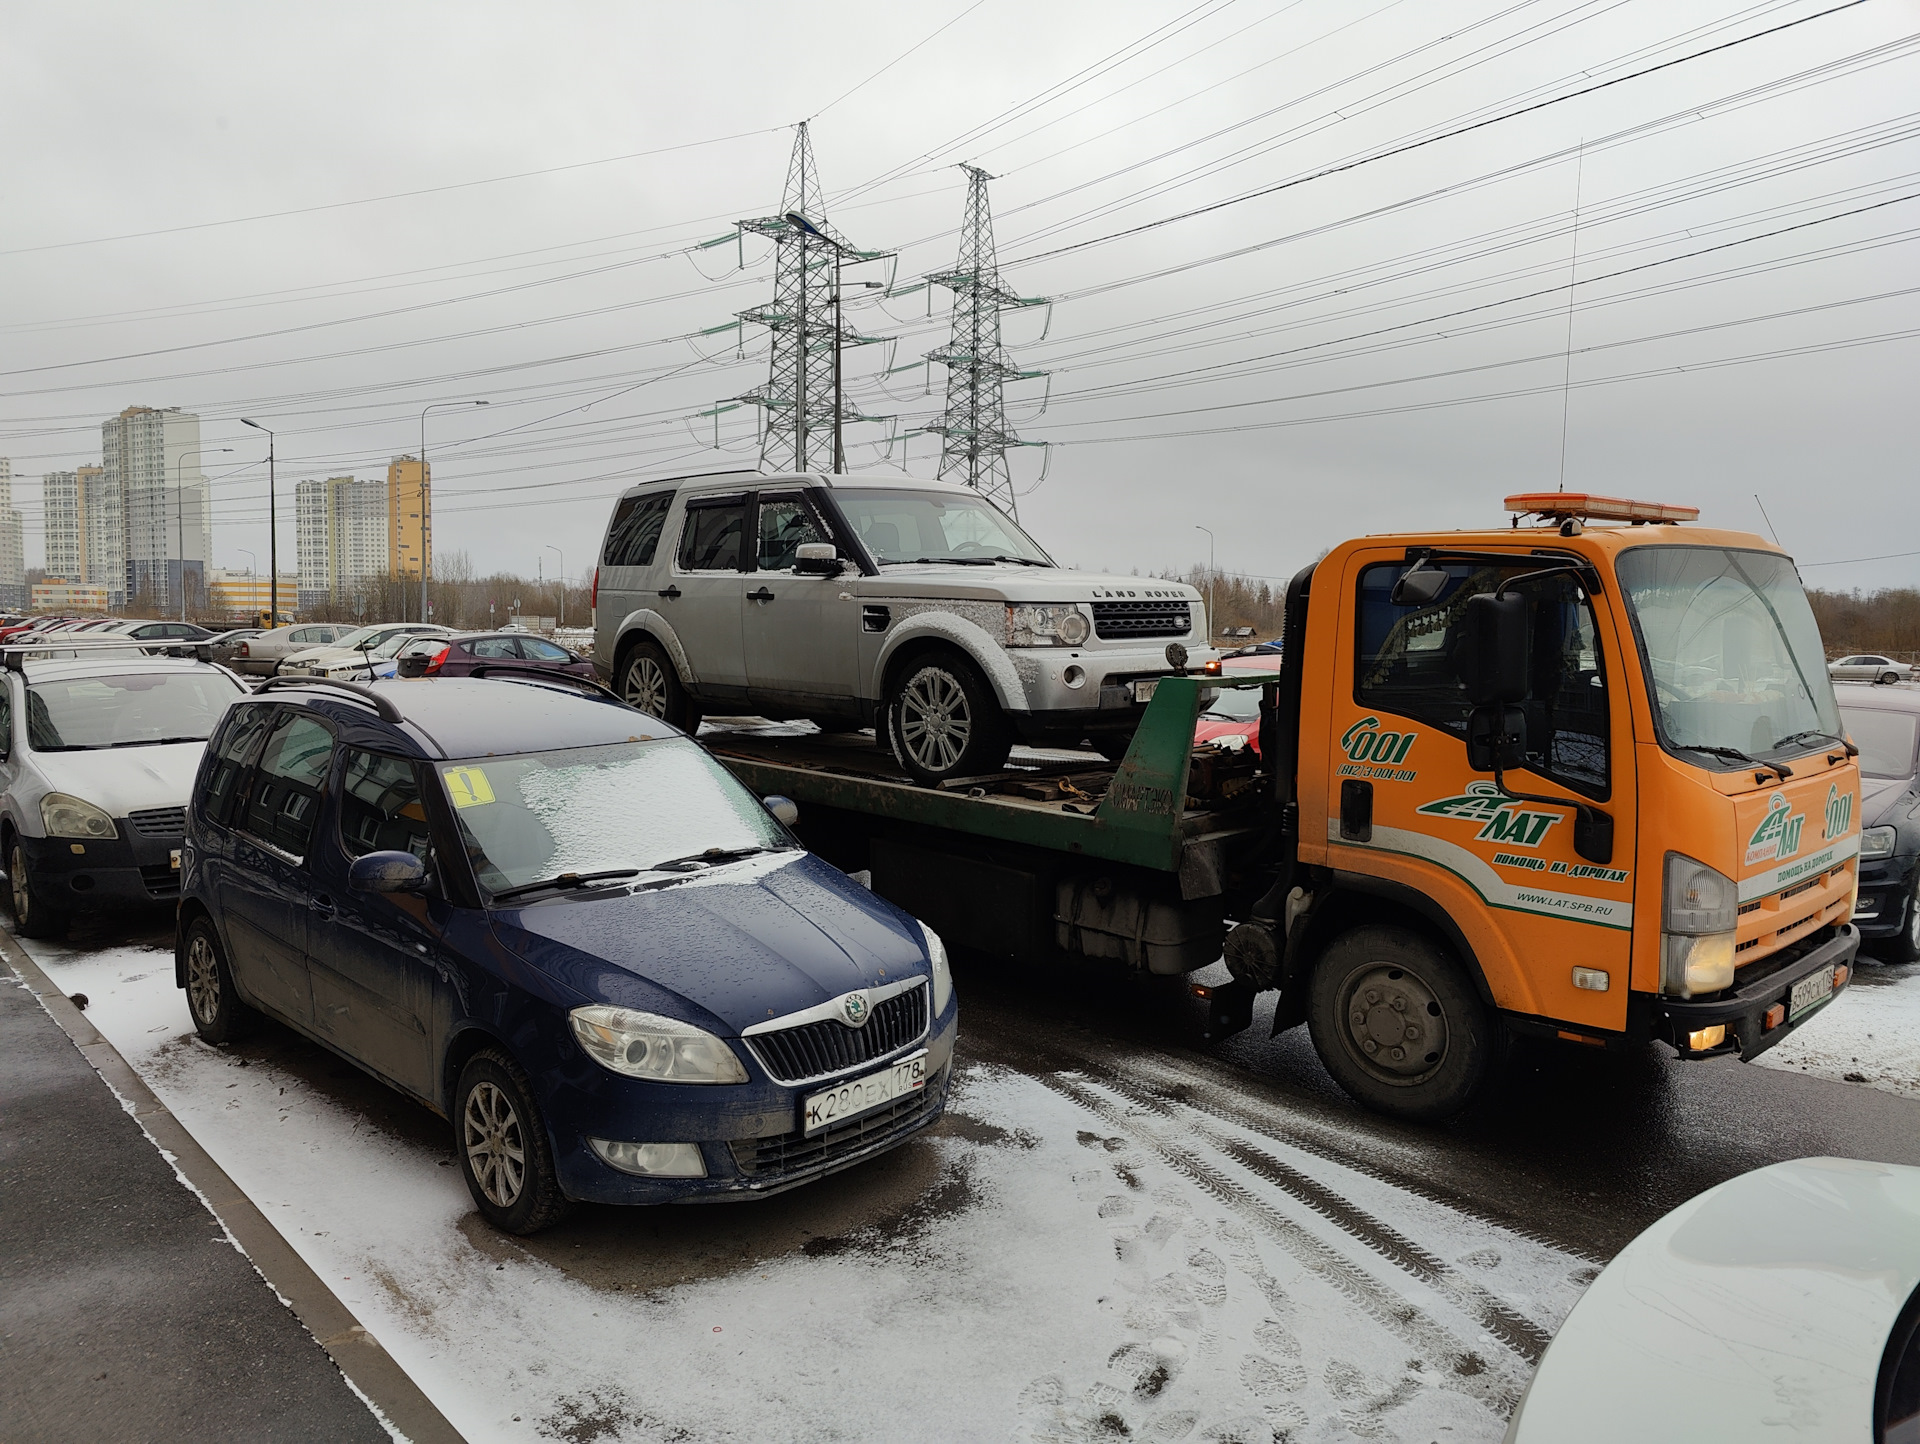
[
  {"x1": 226, "y1": 622, "x2": 354, "y2": 676},
  {"x1": 0, "y1": 648, "x2": 246, "y2": 937},
  {"x1": 1506, "y1": 1157, "x2": 1920, "y2": 1443},
  {"x1": 1830, "y1": 654, "x2": 1914, "y2": 685},
  {"x1": 277, "y1": 623, "x2": 452, "y2": 680}
]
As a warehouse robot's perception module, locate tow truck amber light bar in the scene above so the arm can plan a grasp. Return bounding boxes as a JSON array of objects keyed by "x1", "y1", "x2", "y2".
[{"x1": 1505, "y1": 492, "x2": 1700, "y2": 523}]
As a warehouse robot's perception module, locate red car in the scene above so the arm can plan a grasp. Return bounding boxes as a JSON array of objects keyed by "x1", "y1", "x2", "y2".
[
  {"x1": 395, "y1": 631, "x2": 598, "y2": 680},
  {"x1": 1194, "y1": 653, "x2": 1281, "y2": 753}
]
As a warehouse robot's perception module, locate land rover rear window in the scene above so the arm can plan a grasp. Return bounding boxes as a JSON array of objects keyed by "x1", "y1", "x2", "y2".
[
  {"x1": 1356, "y1": 560, "x2": 1609, "y2": 796},
  {"x1": 603, "y1": 491, "x2": 672, "y2": 568},
  {"x1": 676, "y1": 500, "x2": 747, "y2": 572}
]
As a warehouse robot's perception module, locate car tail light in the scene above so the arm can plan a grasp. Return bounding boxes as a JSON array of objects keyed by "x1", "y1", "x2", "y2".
[
  {"x1": 236, "y1": 642, "x2": 250, "y2": 656},
  {"x1": 423, "y1": 643, "x2": 451, "y2": 676},
  {"x1": 591, "y1": 566, "x2": 599, "y2": 610}
]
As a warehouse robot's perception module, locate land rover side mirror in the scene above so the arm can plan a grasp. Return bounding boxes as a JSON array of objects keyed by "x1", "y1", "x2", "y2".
[
  {"x1": 1390, "y1": 559, "x2": 1448, "y2": 607},
  {"x1": 349, "y1": 850, "x2": 427, "y2": 893},
  {"x1": 1458, "y1": 592, "x2": 1529, "y2": 707},
  {"x1": 794, "y1": 542, "x2": 841, "y2": 576}
]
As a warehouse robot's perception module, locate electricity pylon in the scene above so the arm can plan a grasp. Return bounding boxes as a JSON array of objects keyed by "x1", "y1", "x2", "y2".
[
  {"x1": 924, "y1": 166, "x2": 1047, "y2": 515},
  {"x1": 735, "y1": 123, "x2": 891, "y2": 473}
]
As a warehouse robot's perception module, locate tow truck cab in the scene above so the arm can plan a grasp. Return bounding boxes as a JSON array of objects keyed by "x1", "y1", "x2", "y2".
[{"x1": 1251, "y1": 493, "x2": 1860, "y2": 1113}]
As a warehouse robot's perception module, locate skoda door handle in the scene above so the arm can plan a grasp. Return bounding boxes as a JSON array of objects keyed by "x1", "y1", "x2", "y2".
[
  {"x1": 747, "y1": 587, "x2": 776, "y2": 603},
  {"x1": 312, "y1": 893, "x2": 335, "y2": 919},
  {"x1": 657, "y1": 585, "x2": 682, "y2": 600}
]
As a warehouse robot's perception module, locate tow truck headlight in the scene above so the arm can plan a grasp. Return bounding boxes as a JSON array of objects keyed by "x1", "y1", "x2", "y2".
[
  {"x1": 1007, "y1": 604, "x2": 1090, "y2": 647},
  {"x1": 1861, "y1": 826, "x2": 1897, "y2": 860},
  {"x1": 922, "y1": 924, "x2": 953, "y2": 1016},
  {"x1": 1662, "y1": 853, "x2": 1738, "y2": 997},
  {"x1": 41, "y1": 792, "x2": 117, "y2": 840},
  {"x1": 568, "y1": 1006, "x2": 748, "y2": 1084}
]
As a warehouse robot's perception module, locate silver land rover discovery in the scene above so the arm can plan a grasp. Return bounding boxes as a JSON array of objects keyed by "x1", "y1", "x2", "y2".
[{"x1": 591, "y1": 471, "x2": 1213, "y2": 784}]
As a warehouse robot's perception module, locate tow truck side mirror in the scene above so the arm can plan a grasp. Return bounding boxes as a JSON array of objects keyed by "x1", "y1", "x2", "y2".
[
  {"x1": 1458, "y1": 592, "x2": 1529, "y2": 706},
  {"x1": 794, "y1": 543, "x2": 842, "y2": 577}
]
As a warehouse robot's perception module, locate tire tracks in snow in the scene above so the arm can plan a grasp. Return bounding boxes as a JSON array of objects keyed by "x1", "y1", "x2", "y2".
[{"x1": 1037, "y1": 1069, "x2": 1527, "y2": 1417}]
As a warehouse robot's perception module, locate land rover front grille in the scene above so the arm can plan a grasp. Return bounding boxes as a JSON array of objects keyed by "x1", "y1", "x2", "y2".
[
  {"x1": 745, "y1": 982, "x2": 929, "y2": 1085},
  {"x1": 1091, "y1": 600, "x2": 1191, "y2": 640}
]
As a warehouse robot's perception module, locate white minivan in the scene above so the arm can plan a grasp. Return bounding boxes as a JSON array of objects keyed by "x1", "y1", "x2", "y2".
[{"x1": 591, "y1": 471, "x2": 1213, "y2": 783}]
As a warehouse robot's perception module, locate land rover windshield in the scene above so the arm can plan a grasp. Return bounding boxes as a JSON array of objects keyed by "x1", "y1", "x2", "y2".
[
  {"x1": 836, "y1": 489, "x2": 1054, "y2": 567},
  {"x1": 1616, "y1": 545, "x2": 1841, "y2": 764}
]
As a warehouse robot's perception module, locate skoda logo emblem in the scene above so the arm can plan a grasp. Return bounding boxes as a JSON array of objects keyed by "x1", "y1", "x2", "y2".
[{"x1": 841, "y1": 991, "x2": 871, "y2": 1028}]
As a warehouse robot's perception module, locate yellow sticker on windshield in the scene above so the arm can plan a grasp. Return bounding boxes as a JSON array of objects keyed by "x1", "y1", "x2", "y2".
[{"x1": 443, "y1": 766, "x2": 495, "y2": 809}]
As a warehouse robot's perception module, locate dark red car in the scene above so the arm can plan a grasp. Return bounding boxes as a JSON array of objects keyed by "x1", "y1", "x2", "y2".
[
  {"x1": 1194, "y1": 653, "x2": 1282, "y2": 754},
  {"x1": 394, "y1": 631, "x2": 597, "y2": 680}
]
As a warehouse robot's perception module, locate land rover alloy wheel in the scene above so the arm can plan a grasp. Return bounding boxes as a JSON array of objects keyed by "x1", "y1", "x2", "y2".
[
  {"x1": 886, "y1": 651, "x2": 1011, "y2": 786},
  {"x1": 618, "y1": 640, "x2": 698, "y2": 731}
]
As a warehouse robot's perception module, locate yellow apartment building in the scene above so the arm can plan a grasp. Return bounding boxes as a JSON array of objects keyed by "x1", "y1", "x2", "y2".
[{"x1": 388, "y1": 455, "x2": 429, "y2": 581}]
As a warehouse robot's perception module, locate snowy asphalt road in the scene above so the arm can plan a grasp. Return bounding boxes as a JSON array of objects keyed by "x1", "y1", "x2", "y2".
[{"x1": 18, "y1": 906, "x2": 1920, "y2": 1444}]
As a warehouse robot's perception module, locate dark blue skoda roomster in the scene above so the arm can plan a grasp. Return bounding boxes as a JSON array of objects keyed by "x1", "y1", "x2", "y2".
[{"x1": 176, "y1": 672, "x2": 956, "y2": 1233}]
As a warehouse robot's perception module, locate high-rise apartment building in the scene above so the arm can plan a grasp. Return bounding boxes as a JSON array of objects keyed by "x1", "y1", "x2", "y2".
[
  {"x1": 0, "y1": 460, "x2": 24, "y2": 609},
  {"x1": 387, "y1": 455, "x2": 429, "y2": 582},
  {"x1": 43, "y1": 465, "x2": 120, "y2": 601},
  {"x1": 101, "y1": 405, "x2": 212, "y2": 610},
  {"x1": 296, "y1": 475, "x2": 389, "y2": 609}
]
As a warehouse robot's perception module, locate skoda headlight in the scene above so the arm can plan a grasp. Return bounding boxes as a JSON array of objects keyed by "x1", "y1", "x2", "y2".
[
  {"x1": 923, "y1": 923, "x2": 954, "y2": 1017},
  {"x1": 1861, "y1": 826, "x2": 1897, "y2": 860},
  {"x1": 568, "y1": 1006, "x2": 747, "y2": 1084},
  {"x1": 1007, "y1": 604, "x2": 1091, "y2": 648},
  {"x1": 1661, "y1": 852, "x2": 1738, "y2": 998},
  {"x1": 41, "y1": 793, "x2": 117, "y2": 840}
]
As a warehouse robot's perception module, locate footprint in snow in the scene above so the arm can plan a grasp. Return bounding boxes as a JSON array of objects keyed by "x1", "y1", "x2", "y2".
[
  {"x1": 1238, "y1": 1354, "x2": 1308, "y2": 1395},
  {"x1": 1254, "y1": 1319, "x2": 1301, "y2": 1357},
  {"x1": 1185, "y1": 1248, "x2": 1227, "y2": 1307},
  {"x1": 1099, "y1": 1195, "x2": 1135, "y2": 1220},
  {"x1": 1459, "y1": 1246, "x2": 1502, "y2": 1270}
]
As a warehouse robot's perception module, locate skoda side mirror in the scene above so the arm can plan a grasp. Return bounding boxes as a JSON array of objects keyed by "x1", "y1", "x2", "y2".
[
  {"x1": 349, "y1": 850, "x2": 428, "y2": 893},
  {"x1": 763, "y1": 795, "x2": 800, "y2": 827},
  {"x1": 794, "y1": 543, "x2": 841, "y2": 577},
  {"x1": 1458, "y1": 592, "x2": 1529, "y2": 707}
]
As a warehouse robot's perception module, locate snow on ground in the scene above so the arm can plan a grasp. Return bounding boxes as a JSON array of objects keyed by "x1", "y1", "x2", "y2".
[
  {"x1": 1754, "y1": 958, "x2": 1920, "y2": 1099},
  {"x1": 24, "y1": 932, "x2": 1594, "y2": 1444}
]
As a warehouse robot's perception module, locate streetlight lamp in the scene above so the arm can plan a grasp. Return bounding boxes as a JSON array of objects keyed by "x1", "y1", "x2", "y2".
[
  {"x1": 1194, "y1": 525, "x2": 1216, "y2": 645},
  {"x1": 239, "y1": 419, "x2": 277, "y2": 625},
  {"x1": 176, "y1": 447, "x2": 230, "y2": 621},
  {"x1": 419, "y1": 400, "x2": 488, "y2": 623},
  {"x1": 545, "y1": 544, "x2": 564, "y2": 629}
]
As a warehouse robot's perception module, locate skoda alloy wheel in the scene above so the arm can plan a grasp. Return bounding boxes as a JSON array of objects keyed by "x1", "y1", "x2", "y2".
[
  {"x1": 464, "y1": 1081, "x2": 526, "y2": 1210},
  {"x1": 181, "y1": 917, "x2": 259, "y2": 1045},
  {"x1": 453, "y1": 1049, "x2": 570, "y2": 1235}
]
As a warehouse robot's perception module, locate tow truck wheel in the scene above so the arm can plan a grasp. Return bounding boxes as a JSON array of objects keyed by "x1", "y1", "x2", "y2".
[
  {"x1": 182, "y1": 917, "x2": 260, "y2": 1045},
  {"x1": 1307, "y1": 925, "x2": 1504, "y2": 1121},
  {"x1": 619, "y1": 640, "x2": 700, "y2": 732},
  {"x1": 886, "y1": 651, "x2": 1012, "y2": 786},
  {"x1": 7, "y1": 839, "x2": 68, "y2": 940}
]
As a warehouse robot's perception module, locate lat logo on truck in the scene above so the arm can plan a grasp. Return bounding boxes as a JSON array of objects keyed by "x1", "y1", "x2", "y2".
[
  {"x1": 1823, "y1": 783, "x2": 1854, "y2": 841},
  {"x1": 1746, "y1": 791, "x2": 1806, "y2": 866},
  {"x1": 1338, "y1": 716, "x2": 1418, "y2": 781},
  {"x1": 1417, "y1": 781, "x2": 1564, "y2": 848}
]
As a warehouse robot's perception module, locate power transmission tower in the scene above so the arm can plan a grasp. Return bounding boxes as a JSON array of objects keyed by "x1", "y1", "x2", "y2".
[
  {"x1": 924, "y1": 166, "x2": 1047, "y2": 514},
  {"x1": 735, "y1": 123, "x2": 891, "y2": 473}
]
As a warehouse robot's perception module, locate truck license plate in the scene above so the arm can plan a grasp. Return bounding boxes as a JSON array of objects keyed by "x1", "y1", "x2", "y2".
[
  {"x1": 1789, "y1": 965, "x2": 1835, "y2": 1021},
  {"x1": 802, "y1": 1053, "x2": 926, "y2": 1135},
  {"x1": 1131, "y1": 679, "x2": 1159, "y2": 703}
]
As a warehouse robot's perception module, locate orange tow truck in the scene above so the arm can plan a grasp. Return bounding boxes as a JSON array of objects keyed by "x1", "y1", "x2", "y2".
[{"x1": 711, "y1": 493, "x2": 1862, "y2": 1119}]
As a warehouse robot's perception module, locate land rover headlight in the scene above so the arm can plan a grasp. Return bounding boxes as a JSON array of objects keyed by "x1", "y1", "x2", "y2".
[
  {"x1": 1661, "y1": 853, "x2": 1738, "y2": 997},
  {"x1": 923, "y1": 923, "x2": 954, "y2": 1016},
  {"x1": 1007, "y1": 604, "x2": 1091, "y2": 647},
  {"x1": 1861, "y1": 826, "x2": 1897, "y2": 860},
  {"x1": 42, "y1": 793, "x2": 117, "y2": 840},
  {"x1": 569, "y1": 1006, "x2": 747, "y2": 1084}
]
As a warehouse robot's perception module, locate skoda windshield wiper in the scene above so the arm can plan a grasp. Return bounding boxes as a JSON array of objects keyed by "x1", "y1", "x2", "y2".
[
  {"x1": 108, "y1": 736, "x2": 209, "y2": 748},
  {"x1": 491, "y1": 868, "x2": 640, "y2": 902},
  {"x1": 1681, "y1": 743, "x2": 1793, "y2": 778},
  {"x1": 1775, "y1": 729, "x2": 1859, "y2": 757},
  {"x1": 647, "y1": 845, "x2": 788, "y2": 873}
]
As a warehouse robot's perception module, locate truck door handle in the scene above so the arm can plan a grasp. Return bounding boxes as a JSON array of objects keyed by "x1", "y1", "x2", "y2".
[
  {"x1": 747, "y1": 587, "x2": 775, "y2": 603},
  {"x1": 657, "y1": 586, "x2": 681, "y2": 600}
]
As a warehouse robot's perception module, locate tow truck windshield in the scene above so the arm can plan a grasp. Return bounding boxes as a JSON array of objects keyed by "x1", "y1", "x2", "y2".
[
  {"x1": 836, "y1": 488, "x2": 1054, "y2": 568},
  {"x1": 1617, "y1": 545, "x2": 1841, "y2": 762}
]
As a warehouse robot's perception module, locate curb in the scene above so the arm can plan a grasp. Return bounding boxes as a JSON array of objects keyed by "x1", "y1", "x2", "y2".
[{"x1": 1, "y1": 930, "x2": 466, "y2": 1444}]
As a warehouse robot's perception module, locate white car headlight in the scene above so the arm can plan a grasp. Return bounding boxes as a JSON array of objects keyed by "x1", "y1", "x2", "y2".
[
  {"x1": 1861, "y1": 826, "x2": 1897, "y2": 860},
  {"x1": 1007, "y1": 604, "x2": 1091, "y2": 648},
  {"x1": 568, "y1": 1006, "x2": 747, "y2": 1084},
  {"x1": 42, "y1": 792, "x2": 117, "y2": 840},
  {"x1": 922, "y1": 924, "x2": 954, "y2": 1017}
]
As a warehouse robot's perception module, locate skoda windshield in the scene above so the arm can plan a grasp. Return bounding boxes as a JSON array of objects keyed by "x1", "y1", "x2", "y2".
[
  {"x1": 835, "y1": 488, "x2": 1054, "y2": 567},
  {"x1": 1616, "y1": 546, "x2": 1842, "y2": 765}
]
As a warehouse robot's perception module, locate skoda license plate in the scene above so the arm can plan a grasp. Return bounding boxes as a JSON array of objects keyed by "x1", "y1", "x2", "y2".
[
  {"x1": 1131, "y1": 679, "x2": 1159, "y2": 703},
  {"x1": 803, "y1": 1052, "x2": 926, "y2": 1136},
  {"x1": 1789, "y1": 965, "x2": 1835, "y2": 1021}
]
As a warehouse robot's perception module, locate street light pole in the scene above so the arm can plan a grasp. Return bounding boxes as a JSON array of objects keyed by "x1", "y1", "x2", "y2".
[
  {"x1": 545, "y1": 545, "x2": 564, "y2": 630},
  {"x1": 239, "y1": 420, "x2": 276, "y2": 625},
  {"x1": 1195, "y1": 525, "x2": 1215, "y2": 645},
  {"x1": 418, "y1": 400, "x2": 488, "y2": 623},
  {"x1": 176, "y1": 446, "x2": 230, "y2": 621}
]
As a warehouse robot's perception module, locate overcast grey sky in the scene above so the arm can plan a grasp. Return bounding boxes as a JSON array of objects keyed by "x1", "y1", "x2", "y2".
[{"x1": 4, "y1": 0, "x2": 1917, "y2": 593}]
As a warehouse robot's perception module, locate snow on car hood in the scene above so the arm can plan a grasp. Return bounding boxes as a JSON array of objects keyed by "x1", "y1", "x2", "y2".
[
  {"x1": 860, "y1": 565, "x2": 1201, "y2": 606},
  {"x1": 486, "y1": 851, "x2": 930, "y2": 1035},
  {"x1": 32, "y1": 741, "x2": 209, "y2": 817}
]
